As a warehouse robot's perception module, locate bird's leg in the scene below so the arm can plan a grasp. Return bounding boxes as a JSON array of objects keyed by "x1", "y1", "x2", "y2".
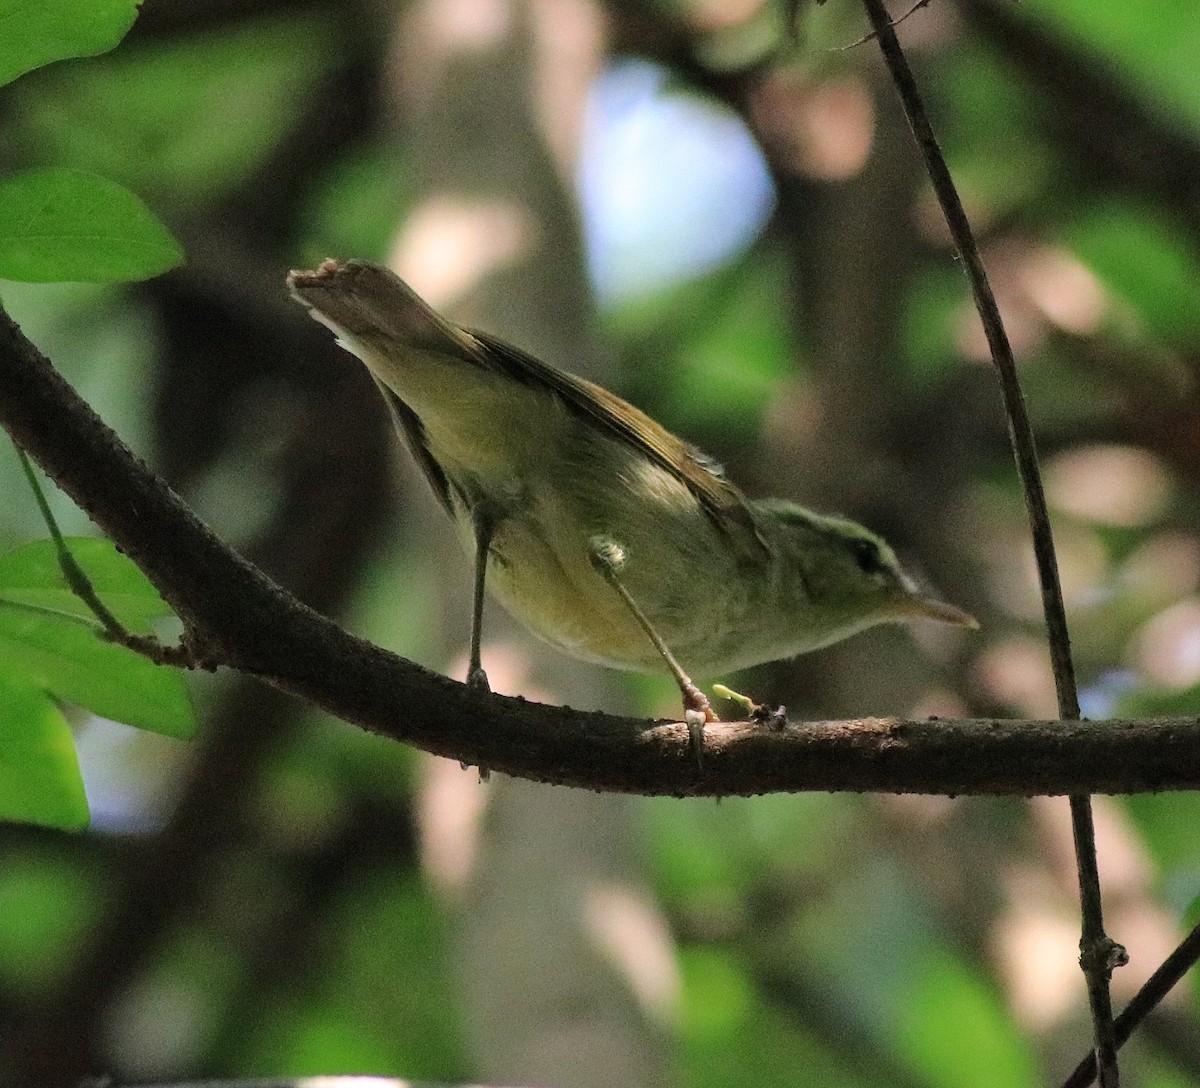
[
  {"x1": 466, "y1": 512, "x2": 495, "y2": 782},
  {"x1": 468, "y1": 512, "x2": 494, "y2": 693},
  {"x1": 589, "y1": 536, "x2": 714, "y2": 767}
]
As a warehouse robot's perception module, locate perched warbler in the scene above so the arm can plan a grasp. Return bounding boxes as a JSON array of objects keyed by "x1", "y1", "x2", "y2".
[{"x1": 288, "y1": 259, "x2": 976, "y2": 759}]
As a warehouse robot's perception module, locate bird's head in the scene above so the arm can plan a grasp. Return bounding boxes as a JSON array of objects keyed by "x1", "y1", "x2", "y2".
[{"x1": 757, "y1": 499, "x2": 978, "y2": 642}]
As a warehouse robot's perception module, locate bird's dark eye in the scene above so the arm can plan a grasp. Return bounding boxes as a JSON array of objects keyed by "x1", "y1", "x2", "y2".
[{"x1": 850, "y1": 537, "x2": 886, "y2": 575}]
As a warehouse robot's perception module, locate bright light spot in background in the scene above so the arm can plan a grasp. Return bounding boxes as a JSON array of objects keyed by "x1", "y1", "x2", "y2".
[
  {"x1": 1133, "y1": 598, "x2": 1200, "y2": 689},
  {"x1": 578, "y1": 59, "x2": 775, "y2": 305},
  {"x1": 972, "y1": 637, "x2": 1059, "y2": 718},
  {"x1": 1044, "y1": 444, "x2": 1171, "y2": 527},
  {"x1": 391, "y1": 195, "x2": 537, "y2": 308},
  {"x1": 584, "y1": 881, "x2": 681, "y2": 1027}
]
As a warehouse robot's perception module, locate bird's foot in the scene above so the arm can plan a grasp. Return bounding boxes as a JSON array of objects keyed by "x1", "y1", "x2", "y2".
[
  {"x1": 467, "y1": 664, "x2": 491, "y2": 693},
  {"x1": 463, "y1": 665, "x2": 492, "y2": 781},
  {"x1": 681, "y1": 682, "x2": 717, "y2": 769}
]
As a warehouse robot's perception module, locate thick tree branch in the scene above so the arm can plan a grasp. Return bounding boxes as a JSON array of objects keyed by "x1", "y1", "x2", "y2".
[{"x1": 2, "y1": 303, "x2": 1200, "y2": 797}]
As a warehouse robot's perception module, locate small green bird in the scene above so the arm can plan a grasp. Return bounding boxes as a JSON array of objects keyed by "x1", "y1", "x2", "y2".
[{"x1": 289, "y1": 259, "x2": 975, "y2": 759}]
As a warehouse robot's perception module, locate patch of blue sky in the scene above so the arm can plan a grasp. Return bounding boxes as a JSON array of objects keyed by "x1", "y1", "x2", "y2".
[
  {"x1": 578, "y1": 58, "x2": 776, "y2": 306},
  {"x1": 1078, "y1": 667, "x2": 1140, "y2": 719}
]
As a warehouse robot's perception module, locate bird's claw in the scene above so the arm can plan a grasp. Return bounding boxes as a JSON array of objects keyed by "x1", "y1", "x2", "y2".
[
  {"x1": 685, "y1": 708, "x2": 707, "y2": 769},
  {"x1": 713, "y1": 684, "x2": 787, "y2": 730},
  {"x1": 754, "y1": 704, "x2": 788, "y2": 730}
]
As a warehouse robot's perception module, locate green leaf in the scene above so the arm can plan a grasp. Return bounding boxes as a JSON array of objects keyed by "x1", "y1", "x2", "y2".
[
  {"x1": 0, "y1": 167, "x2": 182, "y2": 283},
  {"x1": 0, "y1": 601, "x2": 194, "y2": 740},
  {"x1": 0, "y1": 537, "x2": 176, "y2": 632},
  {"x1": 0, "y1": 0, "x2": 141, "y2": 89},
  {"x1": 0, "y1": 667, "x2": 88, "y2": 830}
]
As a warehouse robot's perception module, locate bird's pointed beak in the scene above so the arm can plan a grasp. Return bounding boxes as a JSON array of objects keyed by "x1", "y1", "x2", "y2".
[{"x1": 899, "y1": 593, "x2": 979, "y2": 629}]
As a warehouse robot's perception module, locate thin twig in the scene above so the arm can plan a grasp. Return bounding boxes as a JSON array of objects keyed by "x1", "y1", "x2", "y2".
[
  {"x1": 1062, "y1": 920, "x2": 1200, "y2": 1088},
  {"x1": 13, "y1": 442, "x2": 192, "y2": 666},
  {"x1": 858, "y1": 1, "x2": 1123, "y2": 1082},
  {"x1": 14, "y1": 442, "x2": 130, "y2": 635},
  {"x1": 836, "y1": 0, "x2": 931, "y2": 50}
]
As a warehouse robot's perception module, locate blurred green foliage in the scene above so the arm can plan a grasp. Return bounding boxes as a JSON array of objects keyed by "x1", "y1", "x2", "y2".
[
  {"x1": 1018, "y1": 0, "x2": 1200, "y2": 129},
  {"x1": 7, "y1": 12, "x2": 342, "y2": 208},
  {"x1": 0, "y1": 845, "x2": 108, "y2": 993},
  {"x1": 603, "y1": 250, "x2": 795, "y2": 440}
]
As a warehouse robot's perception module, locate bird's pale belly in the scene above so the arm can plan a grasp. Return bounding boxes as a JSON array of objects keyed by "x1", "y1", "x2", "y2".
[
  {"x1": 466, "y1": 503, "x2": 766, "y2": 677},
  {"x1": 481, "y1": 522, "x2": 673, "y2": 672}
]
